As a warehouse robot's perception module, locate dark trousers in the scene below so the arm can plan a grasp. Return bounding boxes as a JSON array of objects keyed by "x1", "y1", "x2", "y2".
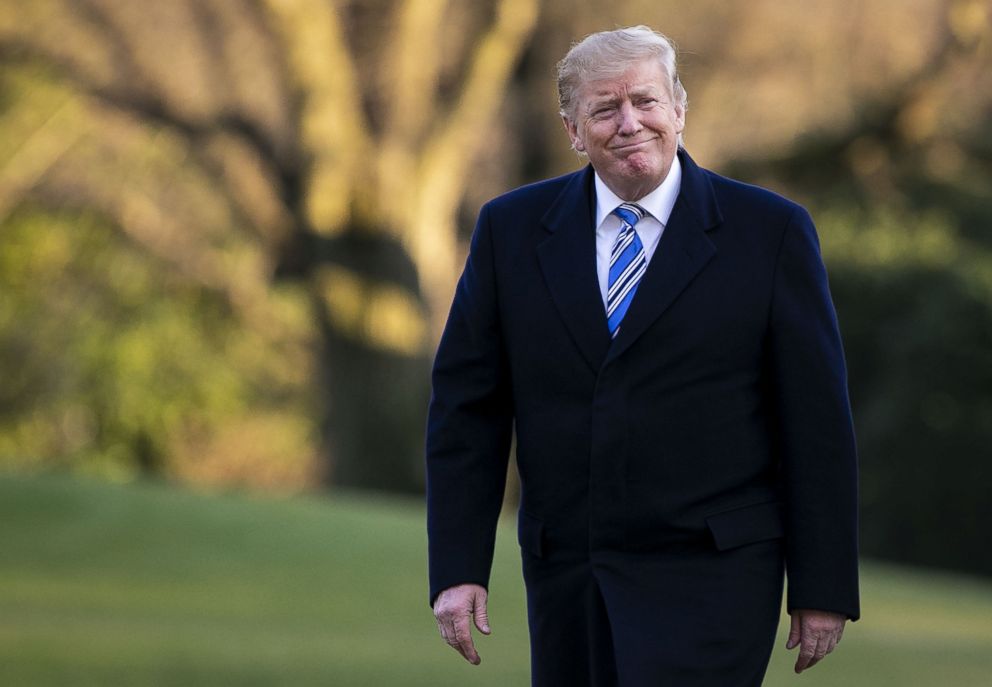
[{"x1": 522, "y1": 541, "x2": 784, "y2": 687}]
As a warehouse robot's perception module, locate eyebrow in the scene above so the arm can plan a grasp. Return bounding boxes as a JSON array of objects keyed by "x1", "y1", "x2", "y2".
[
  {"x1": 587, "y1": 96, "x2": 619, "y2": 110},
  {"x1": 586, "y1": 86, "x2": 662, "y2": 110},
  {"x1": 589, "y1": 84, "x2": 660, "y2": 100}
]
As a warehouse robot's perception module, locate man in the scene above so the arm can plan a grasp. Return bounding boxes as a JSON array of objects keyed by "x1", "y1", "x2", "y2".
[{"x1": 427, "y1": 25, "x2": 859, "y2": 687}]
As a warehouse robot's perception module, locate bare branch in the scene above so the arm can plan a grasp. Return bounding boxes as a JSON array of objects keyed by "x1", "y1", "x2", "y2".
[
  {"x1": 382, "y1": 0, "x2": 449, "y2": 143},
  {"x1": 410, "y1": 0, "x2": 539, "y2": 330},
  {"x1": 0, "y1": 40, "x2": 300, "y2": 238},
  {"x1": 375, "y1": 0, "x2": 449, "y2": 228},
  {"x1": 0, "y1": 91, "x2": 84, "y2": 222},
  {"x1": 417, "y1": 0, "x2": 539, "y2": 213},
  {"x1": 726, "y1": 1, "x2": 978, "y2": 187},
  {"x1": 263, "y1": 0, "x2": 374, "y2": 233},
  {"x1": 30, "y1": 165, "x2": 288, "y2": 344}
]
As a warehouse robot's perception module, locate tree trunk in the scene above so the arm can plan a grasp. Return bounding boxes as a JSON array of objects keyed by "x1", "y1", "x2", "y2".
[{"x1": 306, "y1": 227, "x2": 431, "y2": 493}]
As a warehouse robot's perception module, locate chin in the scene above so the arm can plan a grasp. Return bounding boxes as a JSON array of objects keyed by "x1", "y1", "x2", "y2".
[{"x1": 620, "y1": 158, "x2": 662, "y2": 180}]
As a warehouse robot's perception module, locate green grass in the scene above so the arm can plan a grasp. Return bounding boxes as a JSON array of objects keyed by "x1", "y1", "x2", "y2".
[{"x1": 1, "y1": 473, "x2": 990, "y2": 686}]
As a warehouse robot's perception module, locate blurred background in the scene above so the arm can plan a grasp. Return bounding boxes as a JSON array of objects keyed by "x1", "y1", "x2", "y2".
[{"x1": 1, "y1": 0, "x2": 990, "y2": 684}]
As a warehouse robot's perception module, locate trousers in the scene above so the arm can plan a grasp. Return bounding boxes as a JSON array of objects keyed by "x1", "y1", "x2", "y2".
[{"x1": 522, "y1": 541, "x2": 784, "y2": 687}]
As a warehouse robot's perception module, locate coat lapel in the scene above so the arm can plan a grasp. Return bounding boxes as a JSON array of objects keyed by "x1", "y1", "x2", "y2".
[
  {"x1": 605, "y1": 150, "x2": 723, "y2": 365},
  {"x1": 537, "y1": 166, "x2": 612, "y2": 372}
]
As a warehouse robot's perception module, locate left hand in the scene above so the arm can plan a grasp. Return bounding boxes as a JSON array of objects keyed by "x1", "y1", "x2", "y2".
[{"x1": 786, "y1": 608, "x2": 846, "y2": 673}]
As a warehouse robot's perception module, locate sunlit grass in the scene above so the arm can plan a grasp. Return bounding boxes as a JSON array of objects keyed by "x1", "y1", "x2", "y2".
[{"x1": 1, "y1": 472, "x2": 990, "y2": 686}]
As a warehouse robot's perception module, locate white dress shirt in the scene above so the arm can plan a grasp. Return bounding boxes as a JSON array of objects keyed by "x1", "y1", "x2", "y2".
[{"x1": 594, "y1": 154, "x2": 682, "y2": 307}]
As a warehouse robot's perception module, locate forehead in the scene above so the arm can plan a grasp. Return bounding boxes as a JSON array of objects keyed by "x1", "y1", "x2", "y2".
[{"x1": 579, "y1": 59, "x2": 669, "y2": 101}]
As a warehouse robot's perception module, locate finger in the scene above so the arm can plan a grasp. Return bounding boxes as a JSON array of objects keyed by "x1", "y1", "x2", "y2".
[
  {"x1": 807, "y1": 633, "x2": 831, "y2": 669},
  {"x1": 786, "y1": 613, "x2": 801, "y2": 650},
  {"x1": 439, "y1": 622, "x2": 457, "y2": 650},
  {"x1": 794, "y1": 635, "x2": 820, "y2": 674},
  {"x1": 442, "y1": 619, "x2": 466, "y2": 658},
  {"x1": 825, "y1": 633, "x2": 838, "y2": 655},
  {"x1": 436, "y1": 613, "x2": 461, "y2": 653},
  {"x1": 474, "y1": 591, "x2": 491, "y2": 635},
  {"x1": 452, "y1": 614, "x2": 480, "y2": 665}
]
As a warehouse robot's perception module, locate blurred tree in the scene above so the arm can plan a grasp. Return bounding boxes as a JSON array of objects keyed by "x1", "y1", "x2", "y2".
[
  {"x1": 704, "y1": 0, "x2": 992, "y2": 577},
  {"x1": 513, "y1": 0, "x2": 992, "y2": 575},
  {"x1": 0, "y1": 0, "x2": 538, "y2": 491},
  {"x1": 1, "y1": 0, "x2": 991, "y2": 577},
  {"x1": 823, "y1": 219, "x2": 992, "y2": 576},
  {"x1": 0, "y1": 204, "x2": 319, "y2": 488}
]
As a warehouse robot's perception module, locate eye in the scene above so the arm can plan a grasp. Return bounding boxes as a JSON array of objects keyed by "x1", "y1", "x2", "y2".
[
  {"x1": 590, "y1": 106, "x2": 616, "y2": 119},
  {"x1": 637, "y1": 97, "x2": 659, "y2": 109}
]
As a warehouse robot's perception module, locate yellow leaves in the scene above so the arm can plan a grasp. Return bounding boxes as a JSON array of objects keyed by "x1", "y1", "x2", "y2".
[
  {"x1": 0, "y1": 211, "x2": 74, "y2": 288},
  {"x1": 316, "y1": 265, "x2": 428, "y2": 356}
]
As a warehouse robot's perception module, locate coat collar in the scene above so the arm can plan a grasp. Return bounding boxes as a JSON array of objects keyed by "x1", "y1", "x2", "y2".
[
  {"x1": 537, "y1": 165, "x2": 609, "y2": 372},
  {"x1": 537, "y1": 149, "x2": 722, "y2": 371}
]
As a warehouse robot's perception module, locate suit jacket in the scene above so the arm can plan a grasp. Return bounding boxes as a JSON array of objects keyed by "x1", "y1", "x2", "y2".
[{"x1": 426, "y1": 149, "x2": 860, "y2": 621}]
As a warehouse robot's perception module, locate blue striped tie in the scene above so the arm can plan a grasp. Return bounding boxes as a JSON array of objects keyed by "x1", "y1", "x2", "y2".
[{"x1": 607, "y1": 203, "x2": 647, "y2": 338}]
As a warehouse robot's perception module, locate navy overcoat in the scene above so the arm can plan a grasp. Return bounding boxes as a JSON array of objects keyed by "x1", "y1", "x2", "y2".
[{"x1": 426, "y1": 149, "x2": 859, "y2": 683}]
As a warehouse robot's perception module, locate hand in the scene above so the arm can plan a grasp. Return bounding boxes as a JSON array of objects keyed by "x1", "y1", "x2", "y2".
[
  {"x1": 432, "y1": 583, "x2": 491, "y2": 665},
  {"x1": 786, "y1": 608, "x2": 846, "y2": 673}
]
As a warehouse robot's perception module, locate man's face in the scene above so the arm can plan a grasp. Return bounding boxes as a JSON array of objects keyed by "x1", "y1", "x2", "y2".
[{"x1": 563, "y1": 58, "x2": 685, "y2": 201}]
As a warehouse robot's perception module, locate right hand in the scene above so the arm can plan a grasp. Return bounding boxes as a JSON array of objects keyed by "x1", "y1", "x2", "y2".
[{"x1": 432, "y1": 583, "x2": 491, "y2": 665}]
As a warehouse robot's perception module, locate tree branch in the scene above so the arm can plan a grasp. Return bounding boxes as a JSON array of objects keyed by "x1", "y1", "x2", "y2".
[
  {"x1": 0, "y1": 85, "x2": 84, "y2": 222},
  {"x1": 410, "y1": 0, "x2": 539, "y2": 330},
  {"x1": 375, "y1": 0, "x2": 449, "y2": 229},
  {"x1": 262, "y1": 0, "x2": 374, "y2": 233},
  {"x1": 725, "y1": 3, "x2": 976, "y2": 191},
  {"x1": 0, "y1": 41, "x2": 300, "y2": 242}
]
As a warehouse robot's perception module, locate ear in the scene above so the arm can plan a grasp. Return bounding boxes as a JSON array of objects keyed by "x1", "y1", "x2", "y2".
[
  {"x1": 673, "y1": 103, "x2": 686, "y2": 134},
  {"x1": 561, "y1": 115, "x2": 585, "y2": 153}
]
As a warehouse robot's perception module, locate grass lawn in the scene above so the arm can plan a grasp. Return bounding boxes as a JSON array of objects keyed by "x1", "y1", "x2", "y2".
[{"x1": 1, "y1": 472, "x2": 990, "y2": 686}]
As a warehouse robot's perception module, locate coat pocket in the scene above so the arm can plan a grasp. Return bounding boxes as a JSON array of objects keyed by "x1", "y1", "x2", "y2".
[
  {"x1": 517, "y1": 510, "x2": 545, "y2": 558},
  {"x1": 705, "y1": 501, "x2": 784, "y2": 551}
]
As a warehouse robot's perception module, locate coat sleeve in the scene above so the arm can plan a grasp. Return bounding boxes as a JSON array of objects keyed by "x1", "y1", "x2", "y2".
[
  {"x1": 426, "y1": 202, "x2": 514, "y2": 607},
  {"x1": 768, "y1": 205, "x2": 860, "y2": 621}
]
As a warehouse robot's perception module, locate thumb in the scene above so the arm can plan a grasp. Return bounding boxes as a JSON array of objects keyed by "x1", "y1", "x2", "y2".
[
  {"x1": 786, "y1": 612, "x2": 801, "y2": 650},
  {"x1": 473, "y1": 590, "x2": 491, "y2": 635}
]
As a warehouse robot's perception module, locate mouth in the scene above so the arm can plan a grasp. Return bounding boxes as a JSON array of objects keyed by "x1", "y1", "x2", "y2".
[{"x1": 610, "y1": 138, "x2": 656, "y2": 152}]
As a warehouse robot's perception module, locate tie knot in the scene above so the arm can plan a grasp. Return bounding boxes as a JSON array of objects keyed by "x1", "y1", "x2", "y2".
[{"x1": 613, "y1": 203, "x2": 645, "y2": 227}]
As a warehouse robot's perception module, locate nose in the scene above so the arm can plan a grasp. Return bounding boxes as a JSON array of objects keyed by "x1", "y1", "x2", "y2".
[{"x1": 616, "y1": 102, "x2": 642, "y2": 136}]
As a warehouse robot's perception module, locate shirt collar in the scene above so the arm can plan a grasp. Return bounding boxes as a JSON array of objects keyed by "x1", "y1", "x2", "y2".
[{"x1": 593, "y1": 153, "x2": 682, "y2": 228}]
